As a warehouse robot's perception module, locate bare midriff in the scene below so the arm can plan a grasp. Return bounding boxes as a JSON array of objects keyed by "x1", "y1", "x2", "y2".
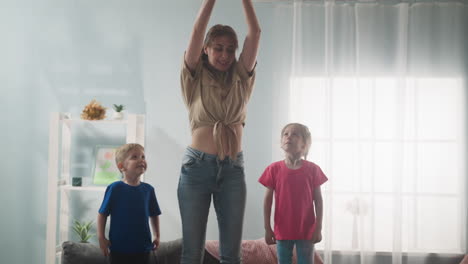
[{"x1": 190, "y1": 124, "x2": 243, "y2": 156}]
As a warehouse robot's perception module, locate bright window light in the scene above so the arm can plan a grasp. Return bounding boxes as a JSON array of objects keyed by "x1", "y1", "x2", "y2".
[{"x1": 289, "y1": 76, "x2": 465, "y2": 253}]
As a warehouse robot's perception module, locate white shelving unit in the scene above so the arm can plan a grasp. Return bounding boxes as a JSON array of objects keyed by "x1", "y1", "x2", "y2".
[{"x1": 45, "y1": 112, "x2": 145, "y2": 264}]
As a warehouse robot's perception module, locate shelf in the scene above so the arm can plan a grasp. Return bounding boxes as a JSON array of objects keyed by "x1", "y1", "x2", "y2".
[
  {"x1": 46, "y1": 112, "x2": 145, "y2": 264},
  {"x1": 60, "y1": 185, "x2": 106, "y2": 192},
  {"x1": 62, "y1": 118, "x2": 128, "y2": 125}
]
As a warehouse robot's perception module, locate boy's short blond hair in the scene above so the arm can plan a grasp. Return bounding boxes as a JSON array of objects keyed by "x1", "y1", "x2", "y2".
[{"x1": 115, "y1": 143, "x2": 145, "y2": 166}]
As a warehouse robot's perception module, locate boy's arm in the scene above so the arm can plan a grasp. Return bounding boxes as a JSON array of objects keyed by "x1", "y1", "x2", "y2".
[
  {"x1": 312, "y1": 186, "x2": 323, "y2": 243},
  {"x1": 97, "y1": 213, "x2": 110, "y2": 256},
  {"x1": 263, "y1": 187, "x2": 276, "y2": 245},
  {"x1": 150, "y1": 215, "x2": 160, "y2": 250}
]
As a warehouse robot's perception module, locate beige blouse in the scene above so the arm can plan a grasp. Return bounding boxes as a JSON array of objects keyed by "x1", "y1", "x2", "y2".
[{"x1": 180, "y1": 55, "x2": 256, "y2": 160}]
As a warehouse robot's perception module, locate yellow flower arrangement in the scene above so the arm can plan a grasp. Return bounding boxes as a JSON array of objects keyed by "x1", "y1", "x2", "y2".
[{"x1": 80, "y1": 99, "x2": 106, "y2": 120}]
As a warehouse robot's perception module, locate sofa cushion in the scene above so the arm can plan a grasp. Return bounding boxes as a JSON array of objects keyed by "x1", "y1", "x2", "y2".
[
  {"x1": 61, "y1": 239, "x2": 219, "y2": 264},
  {"x1": 62, "y1": 241, "x2": 107, "y2": 264}
]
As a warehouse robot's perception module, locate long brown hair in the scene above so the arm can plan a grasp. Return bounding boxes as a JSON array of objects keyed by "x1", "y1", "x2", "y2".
[{"x1": 202, "y1": 24, "x2": 239, "y2": 59}]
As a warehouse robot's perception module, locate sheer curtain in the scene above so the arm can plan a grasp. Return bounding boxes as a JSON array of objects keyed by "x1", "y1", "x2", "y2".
[{"x1": 264, "y1": 0, "x2": 467, "y2": 263}]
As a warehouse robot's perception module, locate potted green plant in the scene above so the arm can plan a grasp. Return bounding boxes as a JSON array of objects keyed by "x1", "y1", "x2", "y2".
[
  {"x1": 72, "y1": 219, "x2": 94, "y2": 243},
  {"x1": 112, "y1": 104, "x2": 125, "y2": 120}
]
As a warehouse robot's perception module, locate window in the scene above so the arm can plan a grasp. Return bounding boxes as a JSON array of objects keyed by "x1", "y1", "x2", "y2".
[{"x1": 288, "y1": 76, "x2": 466, "y2": 253}]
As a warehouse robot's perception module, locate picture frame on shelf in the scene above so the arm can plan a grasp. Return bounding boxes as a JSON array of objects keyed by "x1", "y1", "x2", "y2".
[{"x1": 92, "y1": 145, "x2": 122, "y2": 185}]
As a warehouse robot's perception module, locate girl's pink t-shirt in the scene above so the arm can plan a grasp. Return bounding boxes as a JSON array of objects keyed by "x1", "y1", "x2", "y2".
[{"x1": 259, "y1": 160, "x2": 328, "y2": 240}]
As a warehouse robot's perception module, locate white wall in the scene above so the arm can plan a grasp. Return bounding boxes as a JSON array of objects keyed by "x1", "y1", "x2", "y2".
[{"x1": 0, "y1": 1, "x2": 276, "y2": 263}]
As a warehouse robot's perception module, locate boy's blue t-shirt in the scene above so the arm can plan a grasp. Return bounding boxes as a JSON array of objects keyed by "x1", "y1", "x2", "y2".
[{"x1": 98, "y1": 181, "x2": 161, "y2": 254}]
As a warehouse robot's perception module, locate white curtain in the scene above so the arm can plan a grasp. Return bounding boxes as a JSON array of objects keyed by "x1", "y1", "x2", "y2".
[{"x1": 266, "y1": 0, "x2": 467, "y2": 263}]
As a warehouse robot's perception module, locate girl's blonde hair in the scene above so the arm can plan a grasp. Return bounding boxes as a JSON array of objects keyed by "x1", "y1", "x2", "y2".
[
  {"x1": 281, "y1": 123, "x2": 312, "y2": 160},
  {"x1": 115, "y1": 143, "x2": 145, "y2": 170}
]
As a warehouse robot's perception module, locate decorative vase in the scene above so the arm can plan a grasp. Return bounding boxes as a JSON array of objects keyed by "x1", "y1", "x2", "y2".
[
  {"x1": 72, "y1": 177, "x2": 82, "y2": 187},
  {"x1": 112, "y1": 112, "x2": 124, "y2": 120}
]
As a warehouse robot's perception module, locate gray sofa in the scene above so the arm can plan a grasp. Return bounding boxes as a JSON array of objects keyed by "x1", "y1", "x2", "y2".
[{"x1": 62, "y1": 239, "x2": 219, "y2": 264}]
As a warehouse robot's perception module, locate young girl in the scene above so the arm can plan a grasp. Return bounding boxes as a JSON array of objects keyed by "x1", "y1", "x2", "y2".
[{"x1": 259, "y1": 123, "x2": 327, "y2": 264}]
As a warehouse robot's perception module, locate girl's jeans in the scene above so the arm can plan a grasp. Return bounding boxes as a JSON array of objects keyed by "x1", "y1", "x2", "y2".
[
  {"x1": 277, "y1": 240, "x2": 315, "y2": 264},
  {"x1": 178, "y1": 147, "x2": 246, "y2": 264}
]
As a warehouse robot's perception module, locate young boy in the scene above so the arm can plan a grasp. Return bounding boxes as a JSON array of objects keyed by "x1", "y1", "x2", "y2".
[{"x1": 97, "y1": 143, "x2": 161, "y2": 264}]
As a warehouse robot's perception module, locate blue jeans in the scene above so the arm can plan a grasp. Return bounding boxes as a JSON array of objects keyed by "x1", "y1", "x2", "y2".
[
  {"x1": 277, "y1": 240, "x2": 315, "y2": 264},
  {"x1": 177, "y1": 147, "x2": 246, "y2": 264}
]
